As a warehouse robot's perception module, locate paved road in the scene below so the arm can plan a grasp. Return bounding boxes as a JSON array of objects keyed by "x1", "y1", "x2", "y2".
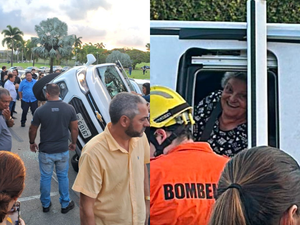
[{"x1": 9, "y1": 100, "x2": 81, "y2": 225}]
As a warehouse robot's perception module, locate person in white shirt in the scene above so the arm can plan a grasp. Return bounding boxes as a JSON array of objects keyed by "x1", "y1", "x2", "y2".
[{"x1": 4, "y1": 74, "x2": 17, "y2": 119}]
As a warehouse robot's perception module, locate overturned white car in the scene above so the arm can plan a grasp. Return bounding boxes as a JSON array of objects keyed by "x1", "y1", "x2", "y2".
[{"x1": 33, "y1": 54, "x2": 143, "y2": 171}]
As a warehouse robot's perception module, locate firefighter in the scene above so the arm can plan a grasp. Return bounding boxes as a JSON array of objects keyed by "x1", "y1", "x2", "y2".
[{"x1": 150, "y1": 86, "x2": 229, "y2": 225}]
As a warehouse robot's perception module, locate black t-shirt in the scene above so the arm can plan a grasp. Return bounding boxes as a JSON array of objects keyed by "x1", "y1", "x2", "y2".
[
  {"x1": 14, "y1": 76, "x2": 21, "y2": 85},
  {"x1": 31, "y1": 100, "x2": 77, "y2": 154},
  {"x1": 1, "y1": 70, "x2": 7, "y2": 82}
]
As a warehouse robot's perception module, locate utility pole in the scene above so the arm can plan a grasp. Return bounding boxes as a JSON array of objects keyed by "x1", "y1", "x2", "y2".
[{"x1": 247, "y1": 0, "x2": 268, "y2": 148}]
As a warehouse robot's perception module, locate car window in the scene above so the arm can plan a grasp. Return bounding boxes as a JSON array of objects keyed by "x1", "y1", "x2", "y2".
[{"x1": 96, "y1": 65, "x2": 127, "y2": 98}]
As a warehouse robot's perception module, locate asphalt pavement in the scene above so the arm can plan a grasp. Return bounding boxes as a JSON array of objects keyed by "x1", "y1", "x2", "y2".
[{"x1": 9, "y1": 100, "x2": 81, "y2": 225}]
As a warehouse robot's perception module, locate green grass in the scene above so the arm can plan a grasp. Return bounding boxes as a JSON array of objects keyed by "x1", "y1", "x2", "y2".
[
  {"x1": 128, "y1": 68, "x2": 150, "y2": 79},
  {"x1": 1, "y1": 62, "x2": 47, "y2": 69},
  {"x1": 126, "y1": 62, "x2": 150, "y2": 79},
  {"x1": 1, "y1": 61, "x2": 150, "y2": 79},
  {"x1": 0, "y1": 61, "x2": 72, "y2": 70}
]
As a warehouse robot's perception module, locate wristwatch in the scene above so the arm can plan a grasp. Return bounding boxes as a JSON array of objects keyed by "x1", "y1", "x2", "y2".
[{"x1": 29, "y1": 141, "x2": 35, "y2": 144}]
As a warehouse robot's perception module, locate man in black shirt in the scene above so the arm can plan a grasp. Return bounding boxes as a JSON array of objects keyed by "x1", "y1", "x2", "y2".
[
  {"x1": 1, "y1": 66, "x2": 8, "y2": 87},
  {"x1": 31, "y1": 68, "x2": 37, "y2": 79},
  {"x1": 29, "y1": 83, "x2": 78, "y2": 214}
]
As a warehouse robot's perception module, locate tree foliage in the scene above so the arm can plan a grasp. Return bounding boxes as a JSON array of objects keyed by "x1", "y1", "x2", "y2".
[
  {"x1": 74, "y1": 35, "x2": 82, "y2": 48},
  {"x1": 106, "y1": 50, "x2": 132, "y2": 67},
  {"x1": 74, "y1": 42, "x2": 108, "y2": 65},
  {"x1": 31, "y1": 17, "x2": 75, "y2": 72},
  {"x1": 126, "y1": 49, "x2": 150, "y2": 69},
  {"x1": 150, "y1": 0, "x2": 300, "y2": 23},
  {"x1": 1, "y1": 25, "x2": 24, "y2": 66}
]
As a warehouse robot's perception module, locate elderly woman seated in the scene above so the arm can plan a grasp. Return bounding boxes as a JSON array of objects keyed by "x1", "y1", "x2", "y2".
[{"x1": 193, "y1": 72, "x2": 247, "y2": 157}]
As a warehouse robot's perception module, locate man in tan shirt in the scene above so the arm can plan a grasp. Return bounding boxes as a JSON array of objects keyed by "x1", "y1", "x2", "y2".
[{"x1": 72, "y1": 92, "x2": 150, "y2": 225}]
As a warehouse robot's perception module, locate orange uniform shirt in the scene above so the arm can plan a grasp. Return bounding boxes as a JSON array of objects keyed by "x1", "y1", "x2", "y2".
[{"x1": 150, "y1": 142, "x2": 229, "y2": 225}]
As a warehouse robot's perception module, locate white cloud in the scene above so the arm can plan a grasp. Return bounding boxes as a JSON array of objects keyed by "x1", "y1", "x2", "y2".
[{"x1": 0, "y1": 0, "x2": 149, "y2": 51}]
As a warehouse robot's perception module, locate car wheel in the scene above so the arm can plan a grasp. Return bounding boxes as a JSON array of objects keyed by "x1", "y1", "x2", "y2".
[
  {"x1": 71, "y1": 154, "x2": 79, "y2": 173},
  {"x1": 33, "y1": 73, "x2": 60, "y2": 101}
]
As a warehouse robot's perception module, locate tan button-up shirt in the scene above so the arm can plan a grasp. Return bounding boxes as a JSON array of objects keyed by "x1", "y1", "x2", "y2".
[{"x1": 72, "y1": 123, "x2": 150, "y2": 224}]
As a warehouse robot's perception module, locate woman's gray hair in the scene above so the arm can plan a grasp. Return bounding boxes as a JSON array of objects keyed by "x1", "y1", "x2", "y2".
[
  {"x1": 109, "y1": 92, "x2": 146, "y2": 124},
  {"x1": 221, "y1": 72, "x2": 247, "y2": 88}
]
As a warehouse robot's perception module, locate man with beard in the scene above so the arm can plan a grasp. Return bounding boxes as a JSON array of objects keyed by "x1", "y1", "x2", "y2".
[{"x1": 72, "y1": 92, "x2": 150, "y2": 225}]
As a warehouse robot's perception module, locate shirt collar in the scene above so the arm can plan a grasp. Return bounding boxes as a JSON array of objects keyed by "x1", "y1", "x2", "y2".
[
  {"x1": 168, "y1": 142, "x2": 214, "y2": 154},
  {"x1": 104, "y1": 122, "x2": 139, "y2": 153}
]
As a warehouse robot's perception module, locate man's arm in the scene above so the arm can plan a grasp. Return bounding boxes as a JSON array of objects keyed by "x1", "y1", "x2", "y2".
[
  {"x1": 18, "y1": 91, "x2": 22, "y2": 100},
  {"x1": 29, "y1": 124, "x2": 39, "y2": 152},
  {"x1": 144, "y1": 164, "x2": 150, "y2": 225},
  {"x1": 80, "y1": 193, "x2": 96, "y2": 225},
  {"x1": 69, "y1": 120, "x2": 78, "y2": 151}
]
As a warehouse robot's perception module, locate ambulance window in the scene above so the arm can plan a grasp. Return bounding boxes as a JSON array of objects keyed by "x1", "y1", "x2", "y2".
[
  {"x1": 192, "y1": 70, "x2": 278, "y2": 148},
  {"x1": 176, "y1": 48, "x2": 279, "y2": 148},
  {"x1": 96, "y1": 65, "x2": 127, "y2": 98}
]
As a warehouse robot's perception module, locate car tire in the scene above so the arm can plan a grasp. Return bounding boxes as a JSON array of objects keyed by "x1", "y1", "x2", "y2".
[
  {"x1": 33, "y1": 73, "x2": 60, "y2": 101},
  {"x1": 71, "y1": 154, "x2": 79, "y2": 173}
]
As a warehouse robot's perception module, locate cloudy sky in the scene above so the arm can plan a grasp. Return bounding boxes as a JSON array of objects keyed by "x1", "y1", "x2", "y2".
[{"x1": 0, "y1": 0, "x2": 149, "y2": 51}]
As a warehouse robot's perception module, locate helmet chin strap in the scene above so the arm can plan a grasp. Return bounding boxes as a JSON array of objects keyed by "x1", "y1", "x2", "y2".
[{"x1": 150, "y1": 126, "x2": 186, "y2": 157}]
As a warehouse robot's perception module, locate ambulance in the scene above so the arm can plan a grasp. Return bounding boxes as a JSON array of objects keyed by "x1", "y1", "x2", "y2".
[{"x1": 150, "y1": 20, "x2": 300, "y2": 162}]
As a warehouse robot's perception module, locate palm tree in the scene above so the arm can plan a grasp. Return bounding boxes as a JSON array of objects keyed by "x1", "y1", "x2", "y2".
[
  {"x1": 146, "y1": 43, "x2": 150, "y2": 51},
  {"x1": 1, "y1": 25, "x2": 24, "y2": 66},
  {"x1": 16, "y1": 40, "x2": 25, "y2": 62},
  {"x1": 31, "y1": 17, "x2": 75, "y2": 73},
  {"x1": 94, "y1": 42, "x2": 105, "y2": 49},
  {"x1": 74, "y1": 35, "x2": 82, "y2": 49},
  {"x1": 73, "y1": 35, "x2": 82, "y2": 66}
]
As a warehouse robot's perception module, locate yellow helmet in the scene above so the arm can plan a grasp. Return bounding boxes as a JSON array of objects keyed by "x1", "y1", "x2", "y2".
[{"x1": 150, "y1": 86, "x2": 195, "y2": 128}]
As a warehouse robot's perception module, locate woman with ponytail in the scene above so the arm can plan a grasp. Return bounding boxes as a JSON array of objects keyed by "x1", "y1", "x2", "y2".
[
  {"x1": 209, "y1": 146, "x2": 300, "y2": 225},
  {"x1": 0, "y1": 151, "x2": 26, "y2": 225}
]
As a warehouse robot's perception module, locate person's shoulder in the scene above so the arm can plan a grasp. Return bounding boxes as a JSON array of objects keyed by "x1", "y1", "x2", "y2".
[
  {"x1": 207, "y1": 89, "x2": 222, "y2": 99},
  {"x1": 84, "y1": 133, "x2": 107, "y2": 151},
  {"x1": 32, "y1": 106, "x2": 43, "y2": 118},
  {"x1": 142, "y1": 95, "x2": 150, "y2": 102},
  {"x1": 150, "y1": 153, "x2": 172, "y2": 168}
]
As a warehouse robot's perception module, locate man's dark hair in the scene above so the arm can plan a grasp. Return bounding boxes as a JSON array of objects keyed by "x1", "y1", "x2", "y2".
[
  {"x1": 8, "y1": 74, "x2": 14, "y2": 80},
  {"x1": 2, "y1": 66, "x2": 6, "y2": 70},
  {"x1": 25, "y1": 71, "x2": 31, "y2": 76},
  {"x1": 46, "y1": 83, "x2": 60, "y2": 97},
  {"x1": 31, "y1": 68, "x2": 35, "y2": 72}
]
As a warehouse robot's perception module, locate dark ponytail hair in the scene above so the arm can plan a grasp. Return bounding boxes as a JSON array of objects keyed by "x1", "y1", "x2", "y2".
[
  {"x1": 0, "y1": 152, "x2": 26, "y2": 223},
  {"x1": 209, "y1": 146, "x2": 300, "y2": 225}
]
